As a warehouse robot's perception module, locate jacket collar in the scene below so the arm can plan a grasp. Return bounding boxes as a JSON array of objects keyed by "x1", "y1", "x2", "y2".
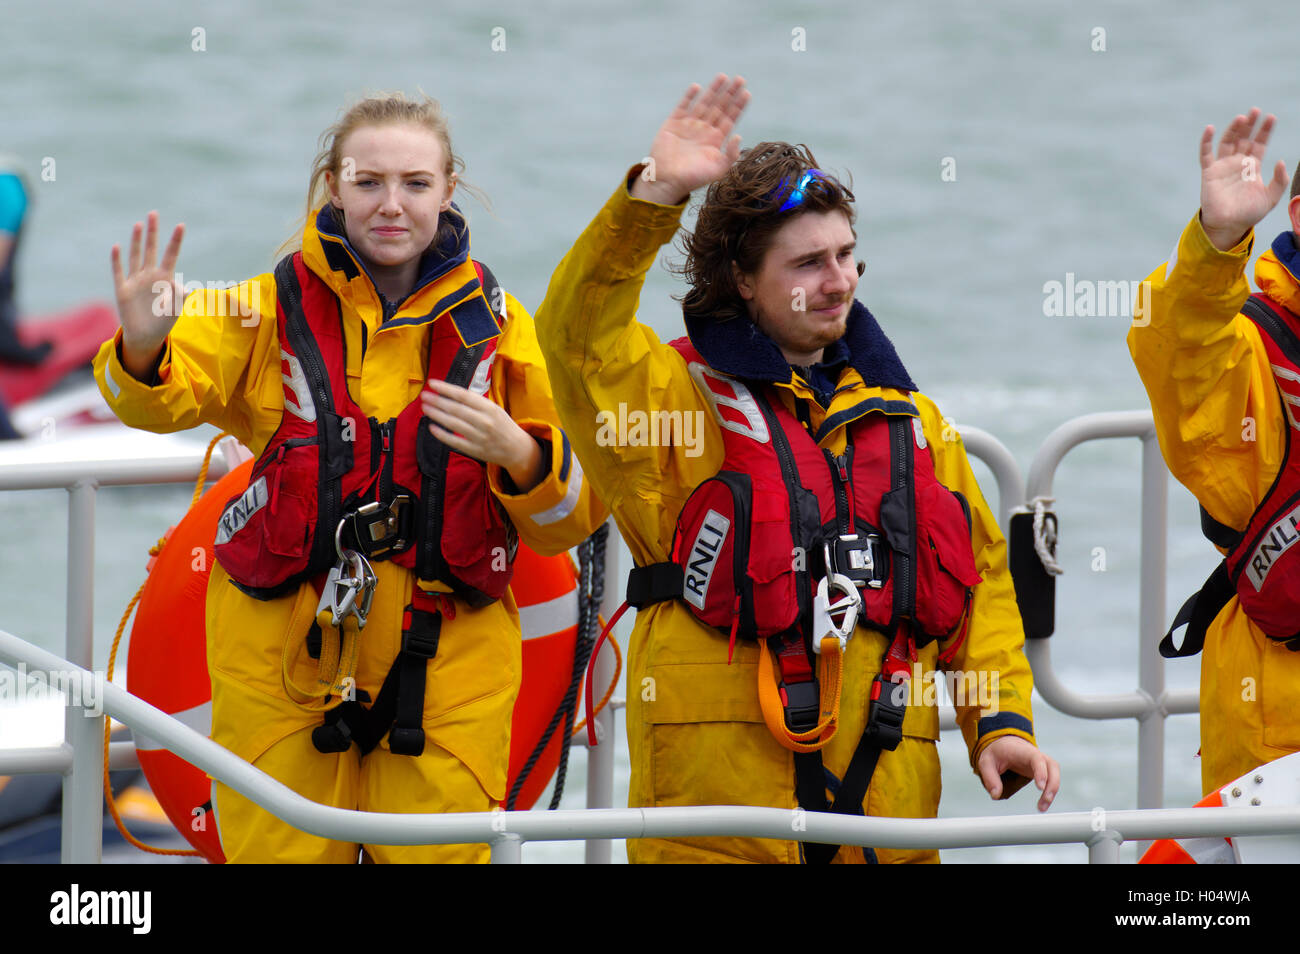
[
  {"x1": 299, "y1": 203, "x2": 499, "y2": 346},
  {"x1": 683, "y1": 299, "x2": 917, "y2": 391},
  {"x1": 1258, "y1": 231, "x2": 1300, "y2": 318}
]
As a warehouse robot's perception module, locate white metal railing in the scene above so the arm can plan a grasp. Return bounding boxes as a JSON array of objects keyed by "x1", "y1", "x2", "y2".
[{"x1": 1, "y1": 416, "x2": 1299, "y2": 863}]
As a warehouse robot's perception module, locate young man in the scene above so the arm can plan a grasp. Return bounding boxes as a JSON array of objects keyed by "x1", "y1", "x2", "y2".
[
  {"x1": 1129, "y1": 108, "x2": 1300, "y2": 796},
  {"x1": 535, "y1": 76, "x2": 1058, "y2": 863}
]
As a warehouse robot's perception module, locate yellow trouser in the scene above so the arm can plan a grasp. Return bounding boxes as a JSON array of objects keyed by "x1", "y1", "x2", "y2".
[
  {"x1": 212, "y1": 725, "x2": 491, "y2": 864},
  {"x1": 205, "y1": 560, "x2": 519, "y2": 865}
]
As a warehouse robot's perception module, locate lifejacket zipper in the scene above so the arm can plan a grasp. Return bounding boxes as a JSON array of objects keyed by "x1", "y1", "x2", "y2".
[
  {"x1": 891, "y1": 416, "x2": 914, "y2": 619},
  {"x1": 824, "y1": 442, "x2": 856, "y2": 537},
  {"x1": 754, "y1": 391, "x2": 814, "y2": 640},
  {"x1": 378, "y1": 418, "x2": 395, "y2": 504},
  {"x1": 419, "y1": 342, "x2": 487, "y2": 580}
]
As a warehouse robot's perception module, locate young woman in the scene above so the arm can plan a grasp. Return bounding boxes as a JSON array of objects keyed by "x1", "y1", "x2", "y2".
[{"x1": 95, "y1": 94, "x2": 604, "y2": 863}]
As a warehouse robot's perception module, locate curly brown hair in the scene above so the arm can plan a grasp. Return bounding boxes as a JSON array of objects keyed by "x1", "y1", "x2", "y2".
[{"x1": 674, "y1": 142, "x2": 858, "y2": 322}]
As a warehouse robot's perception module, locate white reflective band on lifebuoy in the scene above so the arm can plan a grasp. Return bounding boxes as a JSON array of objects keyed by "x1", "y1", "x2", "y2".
[
  {"x1": 518, "y1": 588, "x2": 579, "y2": 640},
  {"x1": 530, "y1": 453, "x2": 583, "y2": 527},
  {"x1": 1178, "y1": 836, "x2": 1236, "y2": 865},
  {"x1": 133, "y1": 701, "x2": 212, "y2": 752}
]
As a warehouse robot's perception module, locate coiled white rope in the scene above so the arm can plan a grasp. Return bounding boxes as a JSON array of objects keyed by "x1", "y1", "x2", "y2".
[{"x1": 1030, "y1": 496, "x2": 1064, "y2": 576}]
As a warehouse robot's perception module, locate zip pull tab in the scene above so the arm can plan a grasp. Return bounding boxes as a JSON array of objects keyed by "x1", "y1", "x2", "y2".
[
  {"x1": 835, "y1": 454, "x2": 849, "y2": 484},
  {"x1": 380, "y1": 420, "x2": 393, "y2": 454}
]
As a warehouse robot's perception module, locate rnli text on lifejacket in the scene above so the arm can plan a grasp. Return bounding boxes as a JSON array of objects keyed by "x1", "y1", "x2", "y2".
[
  {"x1": 1244, "y1": 504, "x2": 1300, "y2": 591},
  {"x1": 683, "y1": 510, "x2": 731, "y2": 611},
  {"x1": 214, "y1": 476, "x2": 268, "y2": 545}
]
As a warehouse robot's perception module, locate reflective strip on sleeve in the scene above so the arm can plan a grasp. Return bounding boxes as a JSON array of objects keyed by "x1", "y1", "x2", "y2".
[
  {"x1": 105, "y1": 362, "x2": 122, "y2": 399},
  {"x1": 530, "y1": 453, "x2": 584, "y2": 527}
]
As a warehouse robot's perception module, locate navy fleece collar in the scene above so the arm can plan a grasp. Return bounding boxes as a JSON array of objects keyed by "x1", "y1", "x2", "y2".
[
  {"x1": 314, "y1": 203, "x2": 471, "y2": 295},
  {"x1": 1272, "y1": 230, "x2": 1300, "y2": 284},
  {"x1": 683, "y1": 299, "x2": 917, "y2": 391}
]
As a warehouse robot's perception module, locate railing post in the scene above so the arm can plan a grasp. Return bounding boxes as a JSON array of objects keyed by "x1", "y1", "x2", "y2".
[
  {"x1": 1136, "y1": 430, "x2": 1168, "y2": 851},
  {"x1": 62, "y1": 478, "x2": 102, "y2": 863},
  {"x1": 585, "y1": 518, "x2": 620, "y2": 864},
  {"x1": 1087, "y1": 830, "x2": 1122, "y2": 864},
  {"x1": 490, "y1": 832, "x2": 524, "y2": 863}
]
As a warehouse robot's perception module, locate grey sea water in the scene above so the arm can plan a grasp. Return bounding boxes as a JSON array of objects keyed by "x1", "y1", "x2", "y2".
[{"x1": 2, "y1": 0, "x2": 1297, "y2": 862}]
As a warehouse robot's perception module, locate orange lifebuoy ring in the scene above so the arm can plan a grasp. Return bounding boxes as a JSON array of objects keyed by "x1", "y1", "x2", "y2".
[{"x1": 128, "y1": 458, "x2": 586, "y2": 863}]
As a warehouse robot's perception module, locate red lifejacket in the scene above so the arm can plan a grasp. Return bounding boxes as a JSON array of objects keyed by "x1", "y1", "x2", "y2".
[
  {"x1": 213, "y1": 252, "x2": 516, "y2": 605},
  {"x1": 1222, "y1": 296, "x2": 1300, "y2": 638},
  {"x1": 631, "y1": 337, "x2": 982, "y2": 651},
  {"x1": 1165, "y1": 294, "x2": 1300, "y2": 656}
]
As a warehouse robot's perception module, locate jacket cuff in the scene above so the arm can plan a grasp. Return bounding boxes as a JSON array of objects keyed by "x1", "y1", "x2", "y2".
[
  {"x1": 99, "y1": 327, "x2": 171, "y2": 401},
  {"x1": 969, "y1": 712, "x2": 1036, "y2": 771},
  {"x1": 488, "y1": 420, "x2": 582, "y2": 524},
  {"x1": 588, "y1": 168, "x2": 688, "y2": 280},
  {"x1": 1179, "y1": 211, "x2": 1254, "y2": 287}
]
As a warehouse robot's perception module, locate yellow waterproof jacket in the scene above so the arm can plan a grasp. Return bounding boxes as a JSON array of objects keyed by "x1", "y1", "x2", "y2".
[
  {"x1": 93, "y1": 208, "x2": 605, "y2": 802},
  {"x1": 1129, "y1": 213, "x2": 1300, "y2": 795},
  {"x1": 534, "y1": 176, "x2": 1037, "y2": 863}
]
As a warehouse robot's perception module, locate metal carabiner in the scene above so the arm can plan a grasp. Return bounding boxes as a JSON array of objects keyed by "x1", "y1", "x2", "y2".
[
  {"x1": 327, "y1": 557, "x2": 364, "y2": 625},
  {"x1": 812, "y1": 572, "x2": 862, "y2": 654},
  {"x1": 345, "y1": 550, "x2": 377, "y2": 629}
]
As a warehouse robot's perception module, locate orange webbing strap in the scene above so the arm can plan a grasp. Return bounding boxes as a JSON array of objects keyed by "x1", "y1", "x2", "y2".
[
  {"x1": 102, "y1": 431, "x2": 232, "y2": 857},
  {"x1": 757, "y1": 636, "x2": 843, "y2": 753}
]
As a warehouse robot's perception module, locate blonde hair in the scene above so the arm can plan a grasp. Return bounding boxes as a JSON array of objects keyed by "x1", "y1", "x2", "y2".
[{"x1": 277, "y1": 91, "x2": 485, "y2": 258}]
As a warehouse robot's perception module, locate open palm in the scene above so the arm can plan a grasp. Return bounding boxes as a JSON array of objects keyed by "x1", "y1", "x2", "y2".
[
  {"x1": 633, "y1": 75, "x2": 751, "y2": 203},
  {"x1": 1200, "y1": 109, "x2": 1289, "y2": 249},
  {"x1": 111, "y1": 211, "x2": 186, "y2": 377}
]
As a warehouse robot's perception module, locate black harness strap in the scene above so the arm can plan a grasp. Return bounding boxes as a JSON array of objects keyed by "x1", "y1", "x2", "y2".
[
  {"x1": 799, "y1": 673, "x2": 906, "y2": 864},
  {"x1": 309, "y1": 602, "x2": 442, "y2": 756},
  {"x1": 1161, "y1": 562, "x2": 1234, "y2": 659}
]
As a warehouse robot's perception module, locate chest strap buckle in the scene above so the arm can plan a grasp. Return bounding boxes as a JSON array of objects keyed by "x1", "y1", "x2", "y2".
[
  {"x1": 827, "y1": 533, "x2": 886, "y2": 589},
  {"x1": 336, "y1": 495, "x2": 414, "y2": 560}
]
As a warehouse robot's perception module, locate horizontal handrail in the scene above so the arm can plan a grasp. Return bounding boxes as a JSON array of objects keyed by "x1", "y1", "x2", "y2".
[{"x1": 3, "y1": 627, "x2": 1297, "y2": 861}]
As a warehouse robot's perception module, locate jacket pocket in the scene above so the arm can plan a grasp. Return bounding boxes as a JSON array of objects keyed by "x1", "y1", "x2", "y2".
[
  {"x1": 672, "y1": 471, "x2": 799, "y2": 640},
  {"x1": 214, "y1": 438, "x2": 318, "y2": 589},
  {"x1": 439, "y1": 450, "x2": 514, "y2": 601},
  {"x1": 913, "y1": 483, "x2": 982, "y2": 640}
]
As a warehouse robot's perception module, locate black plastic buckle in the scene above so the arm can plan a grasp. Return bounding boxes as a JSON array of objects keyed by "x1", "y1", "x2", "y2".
[
  {"x1": 388, "y1": 726, "x2": 426, "y2": 756},
  {"x1": 782, "y1": 678, "x2": 822, "y2": 733},
  {"x1": 401, "y1": 611, "x2": 441, "y2": 659},
  {"x1": 865, "y1": 674, "x2": 906, "y2": 751},
  {"x1": 828, "y1": 533, "x2": 886, "y2": 590},
  {"x1": 340, "y1": 495, "x2": 413, "y2": 559}
]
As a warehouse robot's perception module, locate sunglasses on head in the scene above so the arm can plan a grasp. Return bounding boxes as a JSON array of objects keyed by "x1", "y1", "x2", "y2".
[{"x1": 775, "y1": 169, "x2": 827, "y2": 212}]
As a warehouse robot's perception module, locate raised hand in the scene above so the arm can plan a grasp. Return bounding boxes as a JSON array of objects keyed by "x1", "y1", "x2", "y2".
[
  {"x1": 111, "y1": 211, "x2": 185, "y2": 379},
  {"x1": 1199, "y1": 109, "x2": 1289, "y2": 251},
  {"x1": 630, "y1": 74, "x2": 751, "y2": 205}
]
